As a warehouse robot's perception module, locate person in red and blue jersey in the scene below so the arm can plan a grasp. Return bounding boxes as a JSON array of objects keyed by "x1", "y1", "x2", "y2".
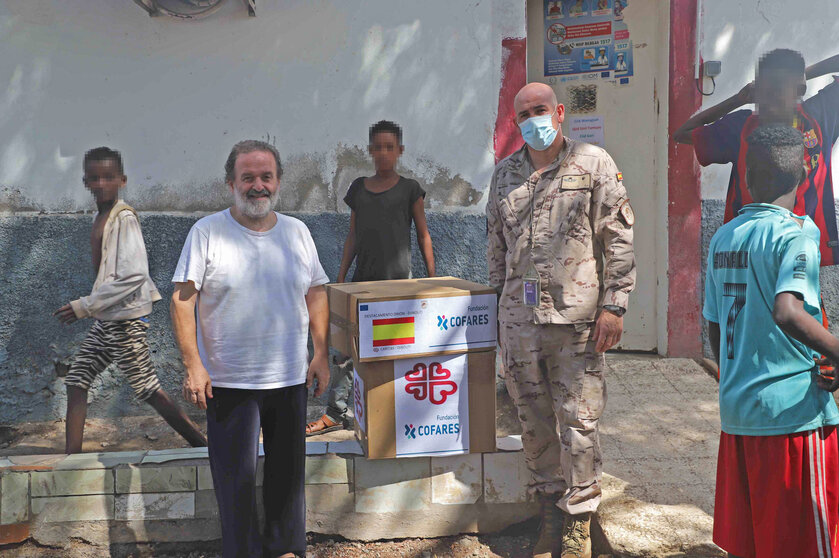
[{"x1": 676, "y1": 49, "x2": 839, "y2": 266}]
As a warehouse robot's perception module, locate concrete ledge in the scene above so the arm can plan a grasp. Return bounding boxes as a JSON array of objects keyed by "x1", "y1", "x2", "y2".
[{"x1": 0, "y1": 437, "x2": 536, "y2": 547}]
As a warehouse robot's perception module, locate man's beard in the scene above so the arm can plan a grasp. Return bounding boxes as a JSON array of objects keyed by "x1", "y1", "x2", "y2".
[{"x1": 233, "y1": 187, "x2": 279, "y2": 219}]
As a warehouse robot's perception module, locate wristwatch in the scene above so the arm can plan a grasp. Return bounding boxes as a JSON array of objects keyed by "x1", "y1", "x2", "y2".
[{"x1": 602, "y1": 305, "x2": 626, "y2": 317}]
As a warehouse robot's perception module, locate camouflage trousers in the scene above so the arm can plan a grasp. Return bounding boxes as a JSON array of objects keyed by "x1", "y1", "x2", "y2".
[{"x1": 500, "y1": 321, "x2": 606, "y2": 515}]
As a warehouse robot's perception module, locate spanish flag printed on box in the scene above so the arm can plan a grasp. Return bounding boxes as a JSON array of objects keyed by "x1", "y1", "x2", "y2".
[{"x1": 372, "y1": 317, "x2": 415, "y2": 347}]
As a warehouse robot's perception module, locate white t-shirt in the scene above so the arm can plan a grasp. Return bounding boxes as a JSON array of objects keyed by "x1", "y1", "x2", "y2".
[{"x1": 172, "y1": 209, "x2": 329, "y2": 389}]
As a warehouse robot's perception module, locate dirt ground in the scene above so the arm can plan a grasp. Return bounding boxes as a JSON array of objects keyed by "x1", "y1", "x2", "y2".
[
  {"x1": 0, "y1": 393, "x2": 612, "y2": 557},
  {"x1": 2, "y1": 528, "x2": 612, "y2": 557},
  {"x1": 0, "y1": 415, "x2": 206, "y2": 456}
]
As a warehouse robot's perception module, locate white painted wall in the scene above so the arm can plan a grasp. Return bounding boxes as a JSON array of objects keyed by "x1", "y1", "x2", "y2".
[
  {"x1": 696, "y1": 0, "x2": 839, "y2": 199},
  {"x1": 0, "y1": 0, "x2": 525, "y2": 212}
]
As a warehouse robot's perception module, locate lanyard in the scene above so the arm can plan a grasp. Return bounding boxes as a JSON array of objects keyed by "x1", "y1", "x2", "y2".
[
  {"x1": 529, "y1": 178, "x2": 536, "y2": 258},
  {"x1": 527, "y1": 144, "x2": 569, "y2": 254}
]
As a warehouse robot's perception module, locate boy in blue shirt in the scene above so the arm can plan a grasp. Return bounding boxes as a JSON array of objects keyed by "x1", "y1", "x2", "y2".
[{"x1": 704, "y1": 125, "x2": 839, "y2": 557}]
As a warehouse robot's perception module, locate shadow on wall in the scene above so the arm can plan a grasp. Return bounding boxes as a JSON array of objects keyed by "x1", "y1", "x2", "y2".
[
  {"x1": 0, "y1": 1, "x2": 503, "y2": 214},
  {"x1": 0, "y1": 211, "x2": 489, "y2": 424}
]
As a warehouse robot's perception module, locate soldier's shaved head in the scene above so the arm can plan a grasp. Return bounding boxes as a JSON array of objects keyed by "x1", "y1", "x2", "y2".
[{"x1": 514, "y1": 82, "x2": 559, "y2": 120}]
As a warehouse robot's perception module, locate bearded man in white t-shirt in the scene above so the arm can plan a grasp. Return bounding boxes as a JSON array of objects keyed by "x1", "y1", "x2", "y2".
[{"x1": 170, "y1": 140, "x2": 330, "y2": 558}]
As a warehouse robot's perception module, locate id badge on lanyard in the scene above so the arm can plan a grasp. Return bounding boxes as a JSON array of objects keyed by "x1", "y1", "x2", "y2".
[
  {"x1": 523, "y1": 179, "x2": 540, "y2": 308},
  {"x1": 522, "y1": 261, "x2": 540, "y2": 307}
]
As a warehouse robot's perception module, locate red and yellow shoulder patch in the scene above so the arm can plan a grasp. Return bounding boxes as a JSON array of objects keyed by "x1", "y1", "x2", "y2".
[{"x1": 616, "y1": 172, "x2": 623, "y2": 182}]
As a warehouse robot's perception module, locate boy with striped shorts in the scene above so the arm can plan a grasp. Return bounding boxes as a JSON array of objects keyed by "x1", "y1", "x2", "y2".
[
  {"x1": 54, "y1": 147, "x2": 206, "y2": 453},
  {"x1": 704, "y1": 126, "x2": 839, "y2": 557}
]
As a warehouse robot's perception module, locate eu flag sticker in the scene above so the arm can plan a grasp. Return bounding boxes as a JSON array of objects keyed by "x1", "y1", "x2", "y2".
[
  {"x1": 360, "y1": 304, "x2": 368, "y2": 311},
  {"x1": 620, "y1": 77, "x2": 630, "y2": 85}
]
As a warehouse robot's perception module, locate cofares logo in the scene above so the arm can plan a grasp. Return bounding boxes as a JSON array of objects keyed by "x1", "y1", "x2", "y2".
[
  {"x1": 436, "y1": 305, "x2": 490, "y2": 332},
  {"x1": 403, "y1": 422, "x2": 461, "y2": 438},
  {"x1": 404, "y1": 363, "x2": 458, "y2": 405}
]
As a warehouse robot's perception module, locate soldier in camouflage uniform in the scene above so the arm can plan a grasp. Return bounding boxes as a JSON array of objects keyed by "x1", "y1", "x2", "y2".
[{"x1": 487, "y1": 83, "x2": 636, "y2": 558}]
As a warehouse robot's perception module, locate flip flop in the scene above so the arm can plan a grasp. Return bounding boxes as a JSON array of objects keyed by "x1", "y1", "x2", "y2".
[{"x1": 306, "y1": 414, "x2": 343, "y2": 437}]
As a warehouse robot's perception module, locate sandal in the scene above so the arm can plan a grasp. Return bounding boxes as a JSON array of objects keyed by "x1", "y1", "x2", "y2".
[{"x1": 306, "y1": 414, "x2": 343, "y2": 437}]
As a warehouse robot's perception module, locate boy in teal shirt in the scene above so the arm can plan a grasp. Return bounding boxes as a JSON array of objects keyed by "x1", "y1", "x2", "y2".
[{"x1": 704, "y1": 125, "x2": 839, "y2": 557}]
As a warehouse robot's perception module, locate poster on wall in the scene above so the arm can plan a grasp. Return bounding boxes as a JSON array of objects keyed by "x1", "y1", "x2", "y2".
[
  {"x1": 567, "y1": 115, "x2": 605, "y2": 146},
  {"x1": 544, "y1": 0, "x2": 633, "y2": 81}
]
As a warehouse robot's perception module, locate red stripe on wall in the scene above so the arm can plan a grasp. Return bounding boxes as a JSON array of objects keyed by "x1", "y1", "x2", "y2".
[
  {"x1": 494, "y1": 37, "x2": 527, "y2": 164},
  {"x1": 372, "y1": 317, "x2": 415, "y2": 326},
  {"x1": 372, "y1": 337, "x2": 415, "y2": 347},
  {"x1": 668, "y1": 0, "x2": 702, "y2": 356}
]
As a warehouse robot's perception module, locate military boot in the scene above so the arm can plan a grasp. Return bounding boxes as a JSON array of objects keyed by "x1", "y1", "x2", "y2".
[
  {"x1": 560, "y1": 512, "x2": 591, "y2": 558},
  {"x1": 532, "y1": 499, "x2": 562, "y2": 558}
]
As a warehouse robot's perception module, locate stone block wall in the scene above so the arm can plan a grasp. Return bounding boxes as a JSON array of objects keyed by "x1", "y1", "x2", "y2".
[{"x1": 0, "y1": 439, "x2": 537, "y2": 549}]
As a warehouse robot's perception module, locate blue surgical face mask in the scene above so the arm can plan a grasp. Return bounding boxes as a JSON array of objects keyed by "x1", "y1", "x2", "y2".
[{"x1": 518, "y1": 110, "x2": 558, "y2": 151}]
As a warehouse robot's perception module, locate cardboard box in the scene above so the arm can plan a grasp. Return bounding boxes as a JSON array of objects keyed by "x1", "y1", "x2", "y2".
[
  {"x1": 328, "y1": 277, "x2": 498, "y2": 363},
  {"x1": 352, "y1": 350, "x2": 496, "y2": 459}
]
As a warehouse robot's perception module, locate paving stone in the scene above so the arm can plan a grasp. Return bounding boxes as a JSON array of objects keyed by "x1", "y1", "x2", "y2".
[
  {"x1": 30, "y1": 519, "x2": 111, "y2": 547},
  {"x1": 115, "y1": 492, "x2": 195, "y2": 520},
  {"x1": 0, "y1": 472, "x2": 29, "y2": 524},
  {"x1": 306, "y1": 484, "x2": 354, "y2": 531},
  {"x1": 109, "y1": 517, "x2": 222, "y2": 544},
  {"x1": 194, "y1": 489, "x2": 218, "y2": 518},
  {"x1": 496, "y1": 435, "x2": 523, "y2": 452},
  {"x1": 146, "y1": 448, "x2": 209, "y2": 456},
  {"x1": 306, "y1": 483, "x2": 354, "y2": 513},
  {"x1": 431, "y1": 454, "x2": 483, "y2": 505},
  {"x1": 305, "y1": 455, "x2": 351, "y2": 484},
  {"x1": 354, "y1": 457, "x2": 430, "y2": 513},
  {"x1": 197, "y1": 465, "x2": 213, "y2": 490},
  {"x1": 31, "y1": 469, "x2": 114, "y2": 497},
  {"x1": 308, "y1": 501, "x2": 539, "y2": 540},
  {"x1": 197, "y1": 459, "x2": 264, "y2": 488},
  {"x1": 55, "y1": 451, "x2": 147, "y2": 470},
  {"x1": 31, "y1": 495, "x2": 114, "y2": 522},
  {"x1": 116, "y1": 465, "x2": 196, "y2": 493},
  {"x1": 306, "y1": 441, "x2": 328, "y2": 455},
  {"x1": 0, "y1": 459, "x2": 14, "y2": 469},
  {"x1": 0, "y1": 523, "x2": 30, "y2": 545},
  {"x1": 327, "y1": 439, "x2": 364, "y2": 455},
  {"x1": 7, "y1": 454, "x2": 65, "y2": 470},
  {"x1": 483, "y1": 451, "x2": 529, "y2": 504},
  {"x1": 141, "y1": 451, "x2": 207, "y2": 465}
]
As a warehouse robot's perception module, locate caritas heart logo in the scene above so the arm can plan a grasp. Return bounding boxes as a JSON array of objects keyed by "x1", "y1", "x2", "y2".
[{"x1": 404, "y1": 362, "x2": 458, "y2": 405}]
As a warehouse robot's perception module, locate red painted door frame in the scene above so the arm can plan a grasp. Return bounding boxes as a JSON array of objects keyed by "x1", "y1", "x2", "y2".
[{"x1": 667, "y1": 0, "x2": 702, "y2": 356}]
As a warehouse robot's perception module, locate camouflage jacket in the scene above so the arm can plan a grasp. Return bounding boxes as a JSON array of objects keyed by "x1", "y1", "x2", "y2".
[{"x1": 486, "y1": 139, "x2": 636, "y2": 324}]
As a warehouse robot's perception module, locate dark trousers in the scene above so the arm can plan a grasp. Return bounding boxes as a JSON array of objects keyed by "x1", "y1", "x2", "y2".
[{"x1": 206, "y1": 384, "x2": 307, "y2": 558}]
